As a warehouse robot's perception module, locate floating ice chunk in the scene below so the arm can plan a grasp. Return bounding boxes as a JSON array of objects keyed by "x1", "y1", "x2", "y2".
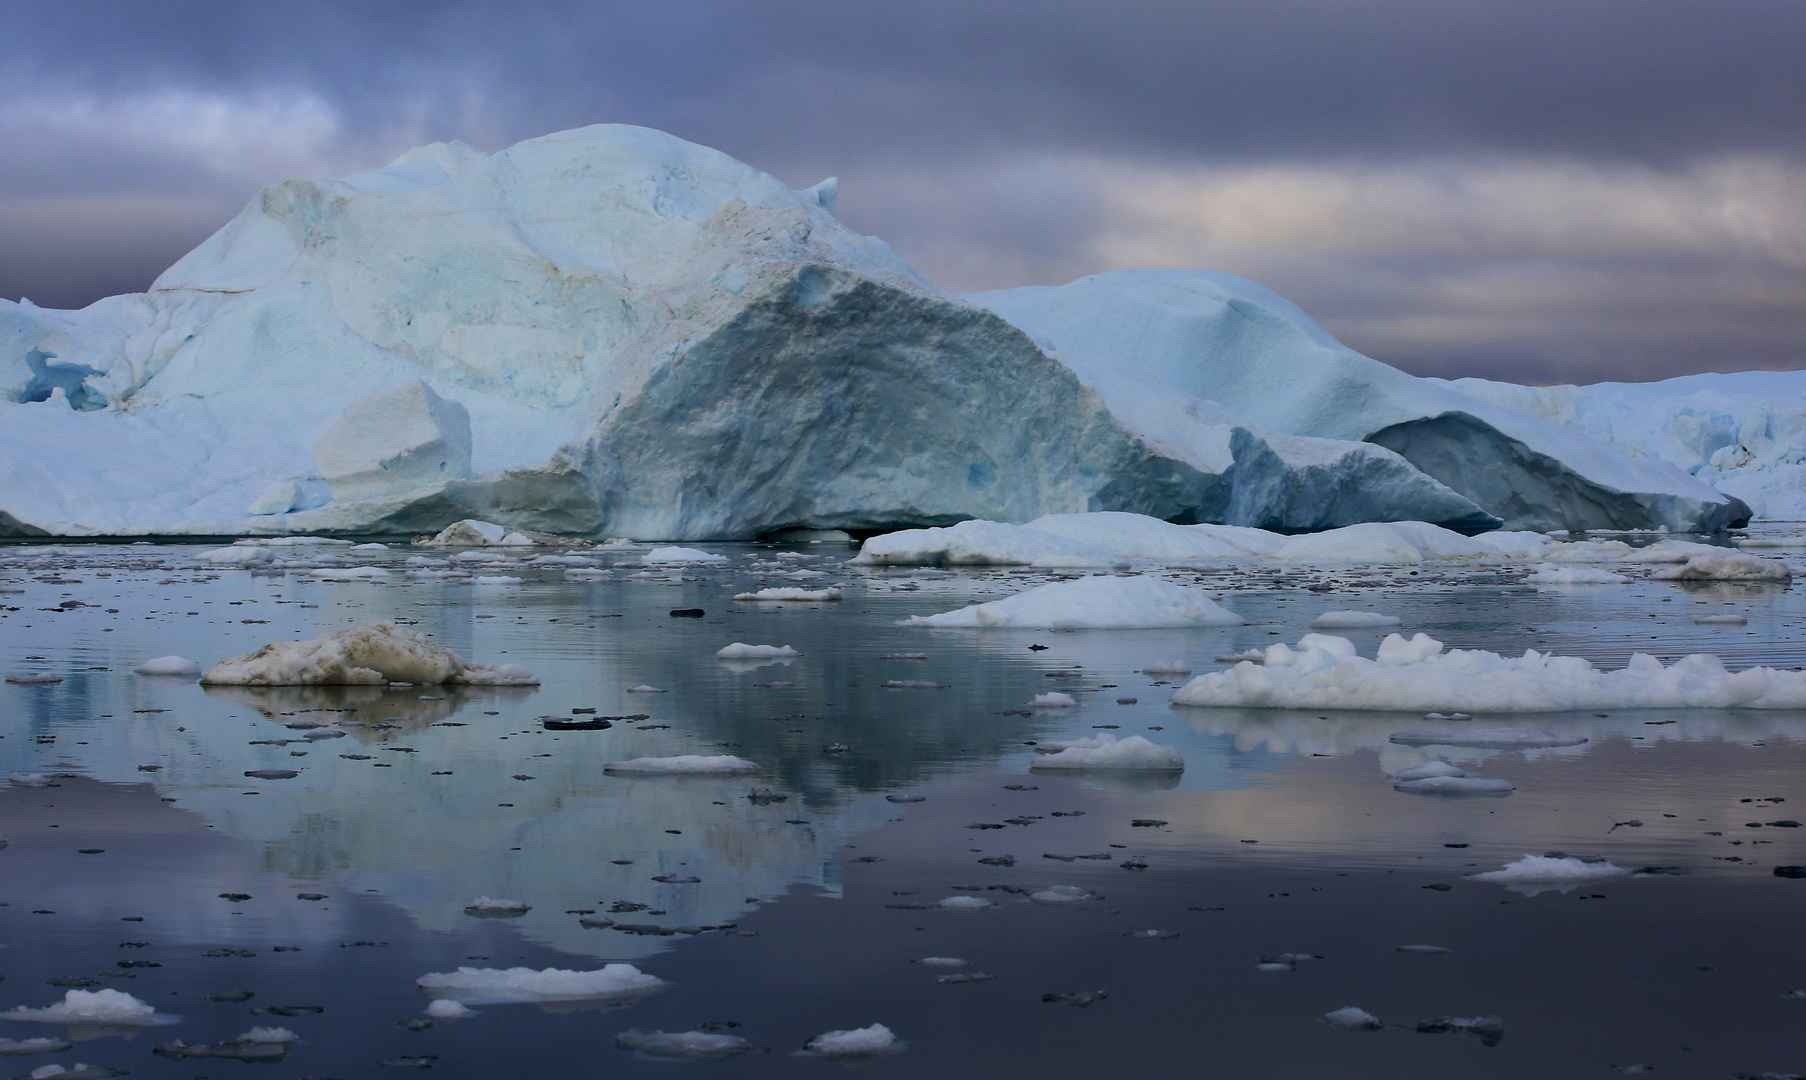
[
  {"x1": 716, "y1": 643, "x2": 800, "y2": 659},
  {"x1": 424, "y1": 999, "x2": 475, "y2": 1019},
  {"x1": 908, "y1": 576, "x2": 1243, "y2": 629},
  {"x1": 1140, "y1": 660, "x2": 1192, "y2": 675},
  {"x1": 1174, "y1": 632, "x2": 1806, "y2": 711},
  {"x1": 858, "y1": 520, "x2": 1115, "y2": 566},
  {"x1": 733, "y1": 587, "x2": 841, "y2": 601},
  {"x1": 935, "y1": 896, "x2": 993, "y2": 910},
  {"x1": 247, "y1": 536, "x2": 352, "y2": 547},
  {"x1": 1312, "y1": 610, "x2": 1403, "y2": 628},
  {"x1": 235, "y1": 1027, "x2": 297, "y2": 1044},
  {"x1": 1031, "y1": 732, "x2": 1184, "y2": 771},
  {"x1": 1389, "y1": 729, "x2": 1586, "y2": 748},
  {"x1": 4, "y1": 674, "x2": 61, "y2": 685},
  {"x1": 471, "y1": 575, "x2": 523, "y2": 586},
  {"x1": 451, "y1": 550, "x2": 508, "y2": 563},
  {"x1": 625, "y1": 684, "x2": 666, "y2": 693},
  {"x1": 603, "y1": 755, "x2": 760, "y2": 775},
  {"x1": 414, "y1": 964, "x2": 666, "y2": 1005},
  {"x1": 464, "y1": 897, "x2": 530, "y2": 917},
  {"x1": 1396, "y1": 945, "x2": 1450, "y2": 954},
  {"x1": 1694, "y1": 613, "x2": 1748, "y2": 625},
  {"x1": 349, "y1": 543, "x2": 389, "y2": 553},
  {"x1": 1469, "y1": 855, "x2": 1631, "y2": 892},
  {"x1": 1029, "y1": 886, "x2": 1095, "y2": 905},
  {"x1": 1423, "y1": 711, "x2": 1471, "y2": 721},
  {"x1": 915, "y1": 957, "x2": 968, "y2": 968},
  {"x1": 1393, "y1": 775, "x2": 1515, "y2": 797},
  {"x1": 615, "y1": 1028, "x2": 753, "y2": 1061},
  {"x1": 1320, "y1": 1006, "x2": 1383, "y2": 1030},
  {"x1": 201, "y1": 621, "x2": 537, "y2": 686},
  {"x1": 8, "y1": 773, "x2": 54, "y2": 788},
  {"x1": 428, "y1": 520, "x2": 538, "y2": 547},
  {"x1": 20, "y1": 1065, "x2": 129, "y2": 1079},
  {"x1": 1390, "y1": 761, "x2": 1465, "y2": 781},
  {"x1": 1032, "y1": 692, "x2": 1077, "y2": 708},
  {"x1": 0, "y1": 1037, "x2": 71, "y2": 1055},
  {"x1": 2, "y1": 988, "x2": 162, "y2": 1025},
  {"x1": 309, "y1": 566, "x2": 392, "y2": 581},
  {"x1": 803, "y1": 1023, "x2": 903, "y2": 1059},
  {"x1": 643, "y1": 547, "x2": 728, "y2": 566},
  {"x1": 133, "y1": 656, "x2": 203, "y2": 676},
  {"x1": 1523, "y1": 564, "x2": 1628, "y2": 584},
  {"x1": 203, "y1": 546, "x2": 275, "y2": 565},
  {"x1": 1652, "y1": 552, "x2": 1791, "y2": 581}
]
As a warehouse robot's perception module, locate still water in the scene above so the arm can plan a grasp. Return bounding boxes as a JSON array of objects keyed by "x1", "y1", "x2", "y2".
[{"x1": 2, "y1": 538, "x2": 1804, "y2": 1078}]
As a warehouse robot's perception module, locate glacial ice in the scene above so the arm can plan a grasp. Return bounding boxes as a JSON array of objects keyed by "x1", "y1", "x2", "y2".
[
  {"x1": 733, "y1": 587, "x2": 841, "y2": 601},
  {"x1": 906, "y1": 575, "x2": 1244, "y2": 629},
  {"x1": 200, "y1": 621, "x2": 539, "y2": 685},
  {"x1": 0, "y1": 123, "x2": 1751, "y2": 539},
  {"x1": 972, "y1": 269, "x2": 1748, "y2": 532},
  {"x1": 1030, "y1": 733, "x2": 1185, "y2": 771},
  {"x1": 1171, "y1": 632, "x2": 1806, "y2": 711},
  {"x1": 413, "y1": 964, "x2": 665, "y2": 1004}
]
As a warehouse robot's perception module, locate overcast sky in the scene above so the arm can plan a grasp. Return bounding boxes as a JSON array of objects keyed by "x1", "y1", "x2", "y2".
[{"x1": 3, "y1": 0, "x2": 1802, "y2": 384}]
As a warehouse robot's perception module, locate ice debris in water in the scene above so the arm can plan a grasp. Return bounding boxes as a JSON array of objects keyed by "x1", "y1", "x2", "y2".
[
  {"x1": 915, "y1": 957, "x2": 967, "y2": 968},
  {"x1": 201, "y1": 621, "x2": 537, "y2": 686},
  {"x1": 1394, "y1": 775, "x2": 1515, "y2": 797},
  {"x1": 2, "y1": 988, "x2": 162, "y2": 1025},
  {"x1": 643, "y1": 547, "x2": 728, "y2": 565},
  {"x1": 935, "y1": 896, "x2": 993, "y2": 911},
  {"x1": 1469, "y1": 855, "x2": 1631, "y2": 892},
  {"x1": 734, "y1": 587, "x2": 841, "y2": 601},
  {"x1": 1652, "y1": 552, "x2": 1791, "y2": 581},
  {"x1": 1523, "y1": 564, "x2": 1628, "y2": 584},
  {"x1": 1032, "y1": 692, "x2": 1077, "y2": 708},
  {"x1": 1030, "y1": 886, "x2": 1095, "y2": 905},
  {"x1": 424, "y1": 999, "x2": 475, "y2": 1019},
  {"x1": 20, "y1": 1066, "x2": 127, "y2": 1080},
  {"x1": 603, "y1": 755, "x2": 761, "y2": 775},
  {"x1": 1311, "y1": 610, "x2": 1402, "y2": 628},
  {"x1": 1415, "y1": 1014, "x2": 1505, "y2": 1046},
  {"x1": 802, "y1": 1023, "x2": 903, "y2": 1059},
  {"x1": 1390, "y1": 729, "x2": 1585, "y2": 749},
  {"x1": 0, "y1": 1038, "x2": 72, "y2": 1055},
  {"x1": 4, "y1": 673, "x2": 61, "y2": 685},
  {"x1": 1030, "y1": 732, "x2": 1184, "y2": 771},
  {"x1": 907, "y1": 575, "x2": 1243, "y2": 629},
  {"x1": 1140, "y1": 660, "x2": 1192, "y2": 675},
  {"x1": 1391, "y1": 761, "x2": 1465, "y2": 781},
  {"x1": 1397, "y1": 945, "x2": 1450, "y2": 955},
  {"x1": 8, "y1": 774, "x2": 54, "y2": 788},
  {"x1": 1695, "y1": 613, "x2": 1749, "y2": 625},
  {"x1": 464, "y1": 897, "x2": 530, "y2": 917},
  {"x1": 625, "y1": 685, "x2": 666, "y2": 693},
  {"x1": 615, "y1": 1029, "x2": 754, "y2": 1061},
  {"x1": 1320, "y1": 1006, "x2": 1384, "y2": 1030},
  {"x1": 715, "y1": 643, "x2": 800, "y2": 659},
  {"x1": 1174, "y1": 631, "x2": 1806, "y2": 711},
  {"x1": 414, "y1": 965, "x2": 666, "y2": 1004},
  {"x1": 133, "y1": 656, "x2": 203, "y2": 676}
]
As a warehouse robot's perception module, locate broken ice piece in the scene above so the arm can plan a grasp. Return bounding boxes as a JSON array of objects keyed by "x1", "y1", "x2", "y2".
[
  {"x1": 802, "y1": 1023, "x2": 903, "y2": 1060},
  {"x1": 616, "y1": 1028, "x2": 754, "y2": 1061},
  {"x1": 935, "y1": 896, "x2": 993, "y2": 911},
  {"x1": 0, "y1": 1037, "x2": 73, "y2": 1056},
  {"x1": 1041, "y1": 990, "x2": 1110, "y2": 1007},
  {"x1": 424, "y1": 999, "x2": 475, "y2": 1019},
  {"x1": 1029, "y1": 886, "x2": 1094, "y2": 905},
  {"x1": 1320, "y1": 1006, "x2": 1383, "y2": 1030},
  {"x1": 1414, "y1": 1015, "x2": 1505, "y2": 1046},
  {"x1": 1396, "y1": 945, "x2": 1450, "y2": 955},
  {"x1": 463, "y1": 897, "x2": 530, "y2": 918},
  {"x1": 914, "y1": 957, "x2": 967, "y2": 968},
  {"x1": 1423, "y1": 712, "x2": 1472, "y2": 721}
]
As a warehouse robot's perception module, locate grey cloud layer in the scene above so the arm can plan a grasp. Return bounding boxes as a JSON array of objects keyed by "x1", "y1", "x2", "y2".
[{"x1": 3, "y1": 0, "x2": 1803, "y2": 382}]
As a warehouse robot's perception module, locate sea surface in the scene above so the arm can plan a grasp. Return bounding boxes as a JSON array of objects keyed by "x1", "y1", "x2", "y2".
[{"x1": 2, "y1": 534, "x2": 1805, "y2": 1078}]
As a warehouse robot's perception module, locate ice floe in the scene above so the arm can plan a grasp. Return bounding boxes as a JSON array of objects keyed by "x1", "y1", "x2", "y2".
[
  {"x1": 414, "y1": 964, "x2": 666, "y2": 1005},
  {"x1": 1311, "y1": 610, "x2": 1403, "y2": 628},
  {"x1": 1523, "y1": 564, "x2": 1629, "y2": 584},
  {"x1": 200, "y1": 621, "x2": 538, "y2": 686},
  {"x1": 132, "y1": 655, "x2": 203, "y2": 676},
  {"x1": 1469, "y1": 855, "x2": 1632, "y2": 891},
  {"x1": 1030, "y1": 733, "x2": 1184, "y2": 771},
  {"x1": 803, "y1": 1023, "x2": 903, "y2": 1059},
  {"x1": 1321, "y1": 1006, "x2": 1383, "y2": 1030},
  {"x1": 1, "y1": 989, "x2": 164, "y2": 1026},
  {"x1": 907, "y1": 575, "x2": 1243, "y2": 629},
  {"x1": 603, "y1": 755, "x2": 761, "y2": 775},
  {"x1": 616, "y1": 1029, "x2": 754, "y2": 1061},
  {"x1": 716, "y1": 643, "x2": 800, "y2": 659},
  {"x1": 1652, "y1": 552, "x2": 1791, "y2": 581},
  {"x1": 1172, "y1": 631, "x2": 1806, "y2": 712},
  {"x1": 734, "y1": 587, "x2": 841, "y2": 601}
]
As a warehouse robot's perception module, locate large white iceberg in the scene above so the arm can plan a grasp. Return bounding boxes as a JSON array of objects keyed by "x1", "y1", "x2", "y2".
[
  {"x1": 971, "y1": 269, "x2": 1749, "y2": 532},
  {"x1": 1171, "y1": 631, "x2": 1806, "y2": 711}
]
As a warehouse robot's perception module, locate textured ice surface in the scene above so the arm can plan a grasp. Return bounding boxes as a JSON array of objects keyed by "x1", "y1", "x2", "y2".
[
  {"x1": 603, "y1": 755, "x2": 761, "y2": 775},
  {"x1": 907, "y1": 575, "x2": 1243, "y2": 629},
  {"x1": 973, "y1": 269, "x2": 1747, "y2": 532},
  {"x1": 803, "y1": 1023, "x2": 902, "y2": 1058},
  {"x1": 2, "y1": 989, "x2": 160, "y2": 1025},
  {"x1": 1031, "y1": 733, "x2": 1185, "y2": 771},
  {"x1": 201, "y1": 621, "x2": 538, "y2": 686},
  {"x1": 1173, "y1": 632, "x2": 1806, "y2": 712},
  {"x1": 414, "y1": 964, "x2": 665, "y2": 1004}
]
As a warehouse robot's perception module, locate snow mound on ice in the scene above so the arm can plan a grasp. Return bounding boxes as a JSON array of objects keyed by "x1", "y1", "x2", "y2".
[
  {"x1": 134, "y1": 656, "x2": 203, "y2": 676},
  {"x1": 1172, "y1": 631, "x2": 1806, "y2": 711},
  {"x1": 603, "y1": 755, "x2": 760, "y2": 775},
  {"x1": 2, "y1": 989, "x2": 160, "y2": 1025},
  {"x1": 907, "y1": 575, "x2": 1243, "y2": 629},
  {"x1": 414, "y1": 964, "x2": 665, "y2": 1004},
  {"x1": 200, "y1": 620, "x2": 538, "y2": 686},
  {"x1": 1030, "y1": 732, "x2": 1184, "y2": 771}
]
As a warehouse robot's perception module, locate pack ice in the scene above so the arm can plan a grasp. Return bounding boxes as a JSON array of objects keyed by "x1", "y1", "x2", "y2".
[{"x1": 0, "y1": 124, "x2": 1746, "y2": 539}]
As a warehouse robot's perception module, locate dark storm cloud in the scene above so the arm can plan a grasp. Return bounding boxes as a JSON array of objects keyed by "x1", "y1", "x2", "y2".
[{"x1": 2, "y1": 0, "x2": 1803, "y2": 380}]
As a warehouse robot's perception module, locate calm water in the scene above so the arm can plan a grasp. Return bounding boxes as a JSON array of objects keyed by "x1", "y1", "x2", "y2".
[{"x1": 2, "y1": 537, "x2": 1805, "y2": 1078}]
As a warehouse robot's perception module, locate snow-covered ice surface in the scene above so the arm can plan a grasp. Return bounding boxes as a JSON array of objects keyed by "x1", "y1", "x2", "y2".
[{"x1": 3, "y1": 535, "x2": 1806, "y2": 1078}]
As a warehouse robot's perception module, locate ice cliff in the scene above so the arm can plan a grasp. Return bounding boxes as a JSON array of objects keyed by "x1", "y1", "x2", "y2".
[{"x1": 0, "y1": 126, "x2": 1753, "y2": 538}]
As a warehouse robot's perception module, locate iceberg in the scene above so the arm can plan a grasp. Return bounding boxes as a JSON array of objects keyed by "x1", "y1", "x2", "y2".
[
  {"x1": 1029, "y1": 732, "x2": 1185, "y2": 770},
  {"x1": 971, "y1": 269, "x2": 1749, "y2": 532},
  {"x1": 200, "y1": 620, "x2": 538, "y2": 686},
  {"x1": 1172, "y1": 632, "x2": 1806, "y2": 712}
]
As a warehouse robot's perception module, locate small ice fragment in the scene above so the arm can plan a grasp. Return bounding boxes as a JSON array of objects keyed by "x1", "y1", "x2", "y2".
[
  {"x1": 235, "y1": 1026, "x2": 297, "y2": 1043},
  {"x1": 1032, "y1": 692, "x2": 1076, "y2": 707},
  {"x1": 463, "y1": 897, "x2": 530, "y2": 917},
  {"x1": 715, "y1": 643, "x2": 800, "y2": 659},
  {"x1": 0, "y1": 1038, "x2": 72, "y2": 1055},
  {"x1": 1396, "y1": 945, "x2": 1450, "y2": 955},
  {"x1": 1391, "y1": 761, "x2": 1465, "y2": 781},
  {"x1": 414, "y1": 964, "x2": 666, "y2": 1005},
  {"x1": 2, "y1": 988, "x2": 162, "y2": 1025},
  {"x1": 424, "y1": 999, "x2": 474, "y2": 1019},
  {"x1": 603, "y1": 755, "x2": 760, "y2": 775},
  {"x1": 1029, "y1": 886, "x2": 1094, "y2": 905},
  {"x1": 4, "y1": 673, "x2": 61, "y2": 685},
  {"x1": 1523, "y1": 564, "x2": 1628, "y2": 584},
  {"x1": 133, "y1": 656, "x2": 203, "y2": 676},
  {"x1": 733, "y1": 587, "x2": 841, "y2": 601},
  {"x1": 1694, "y1": 614, "x2": 1748, "y2": 625},
  {"x1": 1310, "y1": 611, "x2": 1402, "y2": 628},
  {"x1": 935, "y1": 896, "x2": 993, "y2": 911},
  {"x1": 625, "y1": 685, "x2": 666, "y2": 693},
  {"x1": 1423, "y1": 712, "x2": 1472, "y2": 721},
  {"x1": 642, "y1": 547, "x2": 728, "y2": 565},
  {"x1": 615, "y1": 1028, "x2": 753, "y2": 1061},
  {"x1": 8, "y1": 774, "x2": 54, "y2": 788},
  {"x1": 1469, "y1": 855, "x2": 1631, "y2": 892},
  {"x1": 1414, "y1": 1015, "x2": 1505, "y2": 1046},
  {"x1": 1140, "y1": 660, "x2": 1191, "y2": 675},
  {"x1": 803, "y1": 1023, "x2": 903, "y2": 1059},
  {"x1": 1393, "y1": 776, "x2": 1515, "y2": 797},
  {"x1": 1320, "y1": 1006, "x2": 1383, "y2": 1030},
  {"x1": 1030, "y1": 732, "x2": 1184, "y2": 771},
  {"x1": 915, "y1": 957, "x2": 967, "y2": 968}
]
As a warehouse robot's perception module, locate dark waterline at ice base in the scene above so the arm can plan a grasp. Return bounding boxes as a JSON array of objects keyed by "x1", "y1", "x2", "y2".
[{"x1": 3, "y1": 537, "x2": 1806, "y2": 1078}]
